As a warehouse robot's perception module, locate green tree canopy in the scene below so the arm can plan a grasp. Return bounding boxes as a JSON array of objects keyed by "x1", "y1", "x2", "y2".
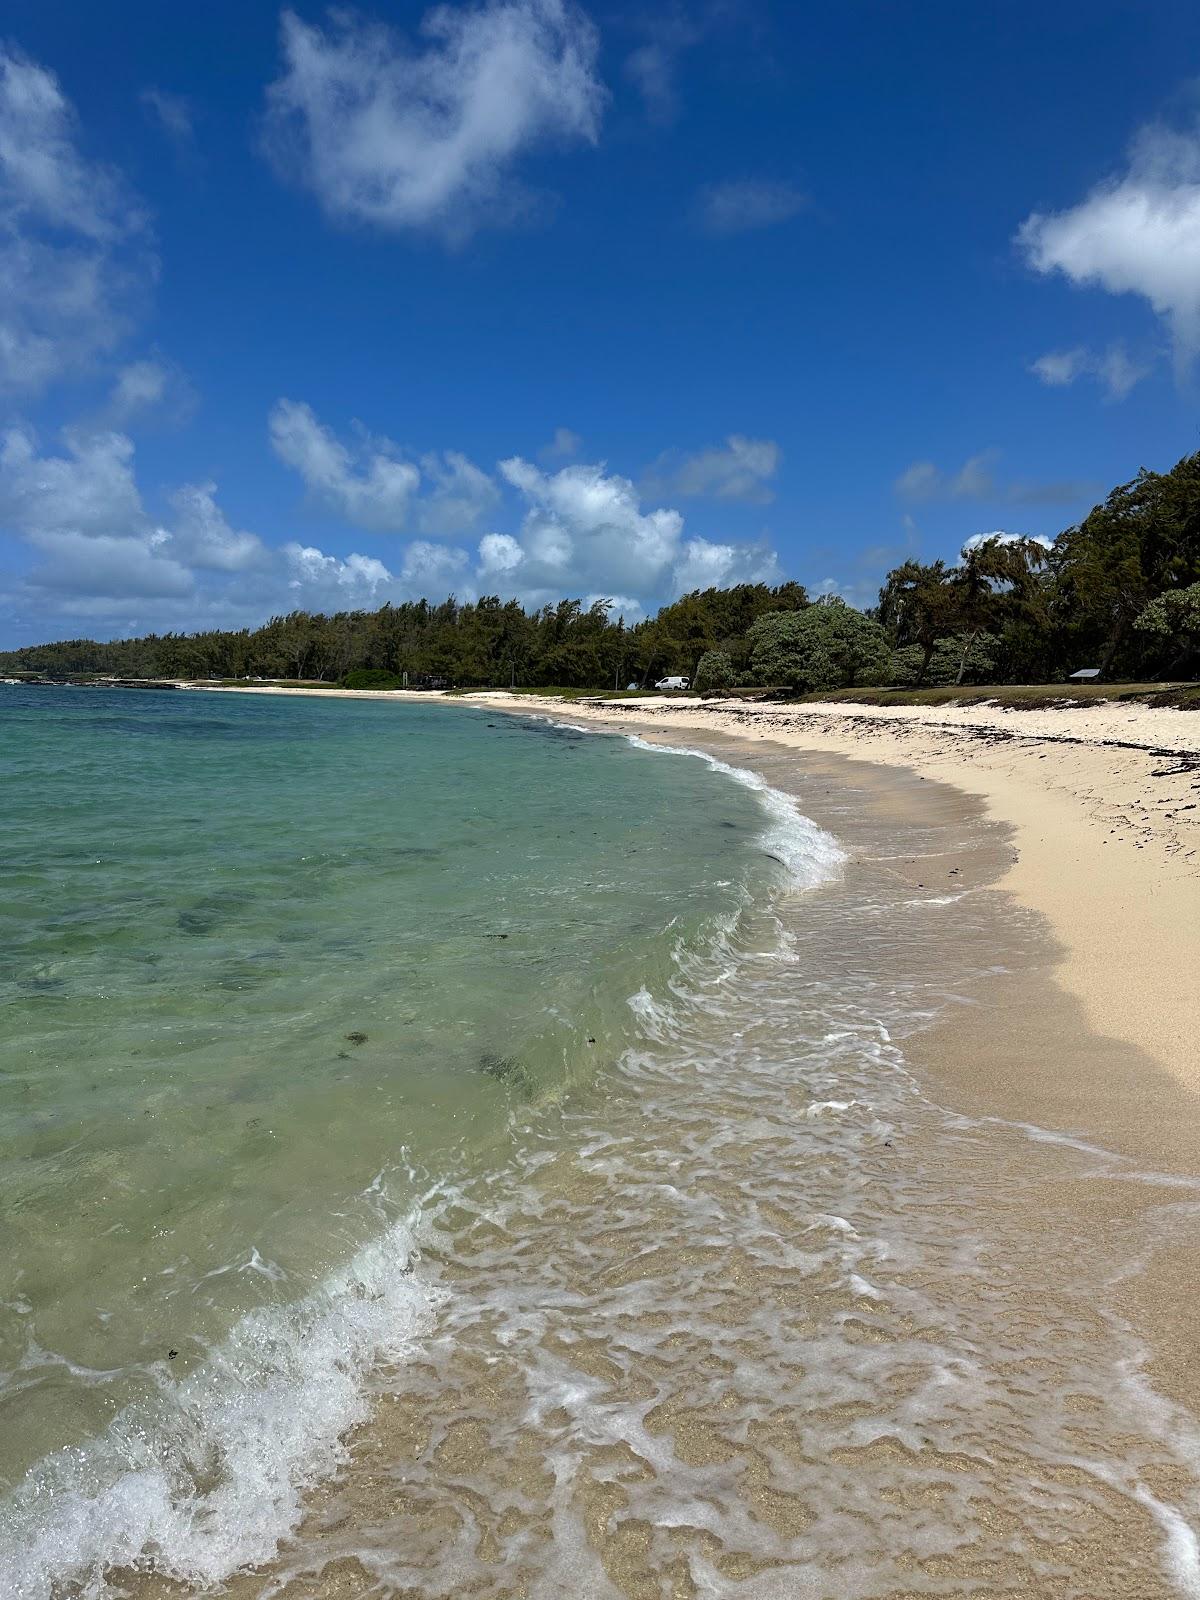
[
  {"x1": 693, "y1": 650, "x2": 736, "y2": 693},
  {"x1": 747, "y1": 599, "x2": 890, "y2": 692}
]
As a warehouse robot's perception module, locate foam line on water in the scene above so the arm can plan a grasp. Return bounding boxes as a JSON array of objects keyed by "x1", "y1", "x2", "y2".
[
  {"x1": 620, "y1": 732, "x2": 846, "y2": 890},
  {"x1": 0, "y1": 1215, "x2": 445, "y2": 1600}
]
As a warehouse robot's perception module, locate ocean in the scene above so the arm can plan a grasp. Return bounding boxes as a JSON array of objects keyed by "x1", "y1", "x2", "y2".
[{"x1": 2, "y1": 687, "x2": 1199, "y2": 1598}]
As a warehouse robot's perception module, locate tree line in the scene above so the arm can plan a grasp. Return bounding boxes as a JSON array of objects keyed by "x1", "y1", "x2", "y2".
[{"x1": 3, "y1": 449, "x2": 1198, "y2": 692}]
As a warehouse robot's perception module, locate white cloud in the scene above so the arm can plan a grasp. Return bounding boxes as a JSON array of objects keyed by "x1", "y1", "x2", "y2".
[
  {"x1": 894, "y1": 452, "x2": 997, "y2": 501},
  {"x1": 24, "y1": 529, "x2": 194, "y2": 599},
  {"x1": 644, "y1": 434, "x2": 780, "y2": 504},
  {"x1": 0, "y1": 424, "x2": 270, "y2": 616},
  {"x1": 0, "y1": 46, "x2": 152, "y2": 391},
  {"x1": 1018, "y1": 118, "x2": 1200, "y2": 361},
  {"x1": 263, "y1": 0, "x2": 605, "y2": 242},
  {"x1": 269, "y1": 399, "x2": 421, "y2": 531},
  {"x1": 167, "y1": 482, "x2": 266, "y2": 572},
  {"x1": 492, "y1": 454, "x2": 782, "y2": 604},
  {"x1": 498, "y1": 456, "x2": 682, "y2": 593},
  {"x1": 140, "y1": 88, "x2": 194, "y2": 146},
  {"x1": 400, "y1": 539, "x2": 470, "y2": 589},
  {"x1": 417, "y1": 449, "x2": 500, "y2": 534},
  {"x1": 1029, "y1": 342, "x2": 1149, "y2": 399},
  {"x1": 3, "y1": 421, "x2": 790, "y2": 635},
  {"x1": 0, "y1": 425, "x2": 143, "y2": 537},
  {"x1": 478, "y1": 530, "x2": 525, "y2": 574},
  {"x1": 285, "y1": 542, "x2": 394, "y2": 599},
  {"x1": 697, "y1": 179, "x2": 807, "y2": 235},
  {"x1": 670, "y1": 536, "x2": 782, "y2": 596}
]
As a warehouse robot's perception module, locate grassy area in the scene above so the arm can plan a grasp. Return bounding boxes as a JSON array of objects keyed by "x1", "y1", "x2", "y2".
[{"x1": 781, "y1": 682, "x2": 1200, "y2": 711}]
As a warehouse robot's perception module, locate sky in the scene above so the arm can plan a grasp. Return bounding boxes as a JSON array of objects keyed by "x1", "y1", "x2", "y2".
[{"x1": 1, "y1": 0, "x2": 1199, "y2": 648}]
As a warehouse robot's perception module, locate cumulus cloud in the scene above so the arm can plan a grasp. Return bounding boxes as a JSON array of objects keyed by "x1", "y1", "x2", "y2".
[
  {"x1": 269, "y1": 399, "x2": 421, "y2": 531},
  {"x1": 0, "y1": 424, "x2": 143, "y2": 538},
  {"x1": 0, "y1": 423, "x2": 283, "y2": 623},
  {"x1": 478, "y1": 530, "x2": 525, "y2": 575},
  {"x1": 167, "y1": 482, "x2": 267, "y2": 572},
  {"x1": 270, "y1": 400, "x2": 497, "y2": 535},
  {"x1": 493, "y1": 455, "x2": 781, "y2": 604},
  {"x1": 263, "y1": 0, "x2": 605, "y2": 242},
  {"x1": 3, "y1": 419, "x2": 789, "y2": 633},
  {"x1": 1018, "y1": 117, "x2": 1200, "y2": 362},
  {"x1": 285, "y1": 543, "x2": 394, "y2": 597},
  {"x1": 417, "y1": 450, "x2": 500, "y2": 534},
  {"x1": 400, "y1": 539, "x2": 470, "y2": 588},
  {"x1": 644, "y1": 434, "x2": 780, "y2": 504},
  {"x1": 670, "y1": 536, "x2": 782, "y2": 595},
  {"x1": 1029, "y1": 342, "x2": 1150, "y2": 400},
  {"x1": 23, "y1": 529, "x2": 193, "y2": 600},
  {"x1": 697, "y1": 179, "x2": 807, "y2": 235},
  {"x1": 0, "y1": 45, "x2": 153, "y2": 391}
]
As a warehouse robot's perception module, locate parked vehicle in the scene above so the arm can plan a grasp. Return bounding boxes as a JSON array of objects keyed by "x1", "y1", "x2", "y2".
[{"x1": 654, "y1": 675, "x2": 690, "y2": 691}]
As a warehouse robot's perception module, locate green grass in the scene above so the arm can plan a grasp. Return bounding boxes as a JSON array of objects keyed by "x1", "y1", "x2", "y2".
[{"x1": 779, "y1": 682, "x2": 1200, "y2": 711}]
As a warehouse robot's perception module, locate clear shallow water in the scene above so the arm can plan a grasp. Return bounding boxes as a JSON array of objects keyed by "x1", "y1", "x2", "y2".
[{"x1": 0, "y1": 688, "x2": 839, "y2": 1595}]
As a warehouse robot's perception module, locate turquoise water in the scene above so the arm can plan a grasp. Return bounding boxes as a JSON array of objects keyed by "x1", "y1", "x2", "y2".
[{"x1": 0, "y1": 686, "x2": 812, "y2": 1591}]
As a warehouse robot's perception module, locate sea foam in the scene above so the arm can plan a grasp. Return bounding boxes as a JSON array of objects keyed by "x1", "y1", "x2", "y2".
[
  {"x1": 0, "y1": 1216, "x2": 444, "y2": 1599},
  {"x1": 620, "y1": 732, "x2": 847, "y2": 890}
]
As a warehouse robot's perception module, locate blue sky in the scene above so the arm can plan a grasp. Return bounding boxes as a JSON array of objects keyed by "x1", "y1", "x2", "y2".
[{"x1": 1, "y1": 0, "x2": 1199, "y2": 647}]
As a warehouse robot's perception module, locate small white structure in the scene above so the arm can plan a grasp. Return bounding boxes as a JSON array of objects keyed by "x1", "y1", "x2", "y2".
[
  {"x1": 1068, "y1": 667, "x2": 1101, "y2": 681},
  {"x1": 655, "y1": 675, "x2": 690, "y2": 691}
]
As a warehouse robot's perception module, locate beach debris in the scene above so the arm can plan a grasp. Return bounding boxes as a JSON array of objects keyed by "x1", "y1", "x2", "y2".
[
  {"x1": 168, "y1": 1349, "x2": 178, "y2": 1359},
  {"x1": 344, "y1": 1031, "x2": 368, "y2": 1046}
]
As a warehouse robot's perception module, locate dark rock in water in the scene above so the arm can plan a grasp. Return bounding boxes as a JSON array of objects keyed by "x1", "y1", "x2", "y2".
[
  {"x1": 344, "y1": 1031, "x2": 368, "y2": 1045},
  {"x1": 484, "y1": 932, "x2": 509, "y2": 939},
  {"x1": 479, "y1": 1051, "x2": 534, "y2": 1093}
]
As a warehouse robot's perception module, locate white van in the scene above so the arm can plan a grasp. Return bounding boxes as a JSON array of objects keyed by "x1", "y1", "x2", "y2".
[{"x1": 654, "y1": 675, "x2": 690, "y2": 691}]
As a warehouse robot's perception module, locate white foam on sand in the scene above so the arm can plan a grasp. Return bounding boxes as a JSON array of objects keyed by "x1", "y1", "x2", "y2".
[
  {"x1": 621, "y1": 733, "x2": 847, "y2": 891},
  {"x1": 0, "y1": 1215, "x2": 445, "y2": 1600}
]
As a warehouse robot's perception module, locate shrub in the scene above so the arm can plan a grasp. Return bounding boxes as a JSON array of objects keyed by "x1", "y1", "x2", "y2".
[
  {"x1": 747, "y1": 600, "x2": 890, "y2": 692},
  {"x1": 693, "y1": 650, "x2": 736, "y2": 693}
]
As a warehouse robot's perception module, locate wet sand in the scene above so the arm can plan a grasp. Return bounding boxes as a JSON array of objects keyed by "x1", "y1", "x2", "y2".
[{"x1": 132, "y1": 692, "x2": 1200, "y2": 1598}]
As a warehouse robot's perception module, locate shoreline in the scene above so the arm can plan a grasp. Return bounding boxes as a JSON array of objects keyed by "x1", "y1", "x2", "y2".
[
  {"x1": 200, "y1": 683, "x2": 1200, "y2": 1125},
  {"x1": 145, "y1": 685, "x2": 1200, "y2": 1597},
  {"x1": 479, "y1": 691, "x2": 1200, "y2": 1159}
]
